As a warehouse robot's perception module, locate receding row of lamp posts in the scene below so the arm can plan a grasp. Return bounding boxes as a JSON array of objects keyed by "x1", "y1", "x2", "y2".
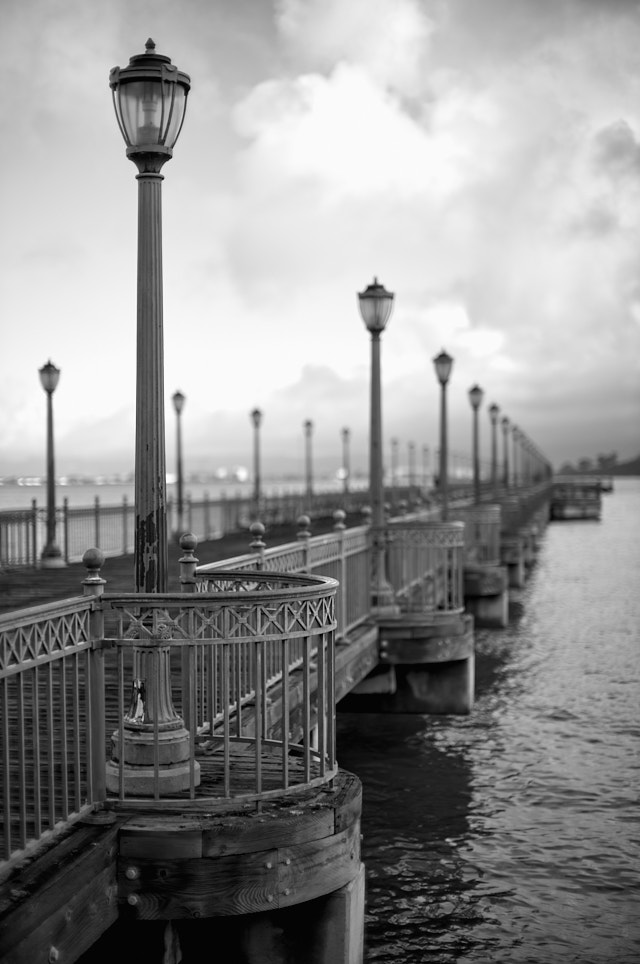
[{"x1": 36, "y1": 40, "x2": 549, "y2": 588}]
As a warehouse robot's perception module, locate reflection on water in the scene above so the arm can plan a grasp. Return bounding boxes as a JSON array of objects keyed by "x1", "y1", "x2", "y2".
[{"x1": 337, "y1": 478, "x2": 640, "y2": 963}]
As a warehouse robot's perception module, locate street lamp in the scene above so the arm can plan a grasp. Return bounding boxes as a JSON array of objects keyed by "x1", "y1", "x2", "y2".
[
  {"x1": 172, "y1": 390, "x2": 185, "y2": 539},
  {"x1": 304, "y1": 419, "x2": 314, "y2": 502},
  {"x1": 391, "y1": 437, "x2": 399, "y2": 506},
  {"x1": 468, "y1": 384, "x2": 484, "y2": 504},
  {"x1": 110, "y1": 38, "x2": 191, "y2": 593},
  {"x1": 422, "y1": 444, "x2": 430, "y2": 493},
  {"x1": 108, "y1": 41, "x2": 197, "y2": 796},
  {"x1": 512, "y1": 424, "x2": 520, "y2": 488},
  {"x1": 39, "y1": 360, "x2": 64, "y2": 568},
  {"x1": 408, "y1": 441, "x2": 416, "y2": 500},
  {"x1": 250, "y1": 408, "x2": 263, "y2": 510},
  {"x1": 358, "y1": 277, "x2": 396, "y2": 612},
  {"x1": 488, "y1": 403, "x2": 500, "y2": 496},
  {"x1": 341, "y1": 427, "x2": 351, "y2": 495},
  {"x1": 433, "y1": 349, "x2": 454, "y2": 520},
  {"x1": 501, "y1": 416, "x2": 510, "y2": 488}
]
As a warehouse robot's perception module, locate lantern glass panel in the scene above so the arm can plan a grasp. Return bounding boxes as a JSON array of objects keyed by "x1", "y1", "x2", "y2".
[
  {"x1": 115, "y1": 80, "x2": 186, "y2": 148},
  {"x1": 433, "y1": 352, "x2": 453, "y2": 385},
  {"x1": 358, "y1": 281, "x2": 394, "y2": 333}
]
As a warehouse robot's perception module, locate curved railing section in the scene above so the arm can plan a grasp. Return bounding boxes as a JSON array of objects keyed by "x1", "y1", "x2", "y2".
[
  {"x1": 102, "y1": 571, "x2": 338, "y2": 807},
  {"x1": 385, "y1": 521, "x2": 465, "y2": 616},
  {"x1": 0, "y1": 567, "x2": 338, "y2": 868}
]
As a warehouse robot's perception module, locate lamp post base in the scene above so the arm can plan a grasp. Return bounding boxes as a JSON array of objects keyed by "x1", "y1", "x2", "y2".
[
  {"x1": 106, "y1": 759, "x2": 200, "y2": 796},
  {"x1": 40, "y1": 546, "x2": 65, "y2": 568},
  {"x1": 370, "y1": 580, "x2": 401, "y2": 619}
]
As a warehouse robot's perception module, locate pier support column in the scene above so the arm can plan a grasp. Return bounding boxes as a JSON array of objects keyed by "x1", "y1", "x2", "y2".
[
  {"x1": 500, "y1": 536, "x2": 526, "y2": 588},
  {"x1": 463, "y1": 564, "x2": 509, "y2": 628},
  {"x1": 342, "y1": 614, "x2": 475, "y2": 715}
]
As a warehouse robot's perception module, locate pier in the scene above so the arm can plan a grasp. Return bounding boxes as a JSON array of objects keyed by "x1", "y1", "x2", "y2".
[{"x1": 0, "y1": 479, "x2": 552, "y2": 964}]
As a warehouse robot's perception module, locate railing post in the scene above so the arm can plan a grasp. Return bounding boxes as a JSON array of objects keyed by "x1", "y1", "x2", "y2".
[
  {"x1": 179, "y1": 532, "x2": 199, "y2": 592},
  {"x1": 83, "y1": 548, "x2": 107, "y2": 804},
  {"x1": 249, "y1": 522, "x2": 266, "y2": 570},
  {"x1": 333, "y1": 509, "x2": 347, "y2": 639},
  {"x1": 297, "y1": 514, "x2": 311, "y2": 572}
]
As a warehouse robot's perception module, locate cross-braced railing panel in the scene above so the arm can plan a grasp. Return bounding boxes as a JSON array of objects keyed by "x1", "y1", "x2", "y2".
[
  {"x1": 0, "y1": 598, "x2": 100, "y2": 866},
  {"x1": 450, "y1": 505, "x2": 501, "y2": 566},
  {"x1": 197, "y1": 526, "x2": 372, "y2": 640},
  {"x1": 385, "y1": 521, "x2": 465, "y2": 615}
]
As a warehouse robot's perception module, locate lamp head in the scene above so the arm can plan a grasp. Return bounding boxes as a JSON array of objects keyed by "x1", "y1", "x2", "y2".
[
  {"x1": 250, "y1": 408, "x2": 262, "y2": 428},
  {"x1": 172, "y1": 390, "x2": 185, "y2": 414},
  {"x1": 109, "y1": 38, "x2": 190, "y2": 173},
  {"x1": 488, "y1": 402, "x2": 500, "y2": 424},
  {"x1": 358, "y1": 277, "x2": 394, "y2": 333},
  {"x1": 468, "y1": 384, "x2": 484, "y2": 410},
  {"x1": 433, "y1": 349, "x2": 453, "y2": 386},
  {"x1": 39, "y1": 360, "x2": 60, "y2": 394}
]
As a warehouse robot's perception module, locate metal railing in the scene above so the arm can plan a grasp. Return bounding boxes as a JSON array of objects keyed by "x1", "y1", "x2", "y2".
[
  {"x1": 196, "y1": 515, "x2": 372, "y2": 641},
  {"x1": 450, "y1": 504, "x2": 502, "y2": 566},
  {"x1": 385, "y1": 520, "x2": 465, "y2": 616},
  {"x1": 0, "y1": 488, "x2": 379, "y2": 568},
  {"x1": 0, "y1": 562, "x2": 338, "y2": 868},
  {"x1": 0, "y1": 595, "x2": 101, "y2": 865}
]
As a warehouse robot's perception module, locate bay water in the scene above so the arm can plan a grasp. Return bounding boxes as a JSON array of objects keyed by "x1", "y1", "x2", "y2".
[{"x1": 337, "y1": 477, "x2": 640, "y2": 963}]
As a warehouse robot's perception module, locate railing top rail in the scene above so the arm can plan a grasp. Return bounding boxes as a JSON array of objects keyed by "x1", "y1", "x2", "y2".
[
  {"x1": 0, "y1": 595, "x2": 94, "y2": 630},
  {"x1": 196, "y1": 523, "x2": 371, "y2": 576},
  {"x1": 106, "y1": 570, "x2": 339, "y2": 604},
  {"x1": 387, "y1": 519, "x2": 465, "y2": 532}
]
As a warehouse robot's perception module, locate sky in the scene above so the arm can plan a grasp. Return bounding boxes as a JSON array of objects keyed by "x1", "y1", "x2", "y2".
[{"x1": 1, "y1": 0, "x2": 640, "y2": 483}]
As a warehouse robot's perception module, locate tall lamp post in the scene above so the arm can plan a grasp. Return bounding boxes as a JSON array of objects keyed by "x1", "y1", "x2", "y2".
[
  {"x1": 391, "y1": 437, "x2": 399, "y2": 506},
  {"x1": 433, "y1": 349, "x2": 454, "y2": 520},
  {"x1": 422, "y1": 444, "x2": 430, "y2": 494},
  {"x1": 304, "y1": 419, "x2": 314, "y2": 502},
  {"x1": 501, "y1": 416, "x2": 510, "y2": 488},
  {"x1": 110, "y1": 38, "x2": 190, "y2": 593},
  {"x1": 341, "y1": 427, "x2": 351, "y2": 495},
  {"x1": 39, "y1": 360, "x2": 65, "y2": 568},
  {"x1": 488, "y1": 403, "x2": 500, "y2": 497},
  {"x1": 468, "y1": 384, "x2": 484, "y2": 504},
  {"x1": 172, "y1": 390, "x2": 186, "y2": 539},
  {"x1": 512, "y1": 424, "x2": 519, "y2": 488},
  {"x1": 108, "y1": 40, "x2": 198, "y2": 797},
  {"x1": 251, "y1": 408, "x2": 263, "y2": 511},
  {"x1": 408, "y1": 441, "x2": 416, "y2": 501},
  {"x1": 359, "y1": 277, "x2": 396, "y2": 613}
]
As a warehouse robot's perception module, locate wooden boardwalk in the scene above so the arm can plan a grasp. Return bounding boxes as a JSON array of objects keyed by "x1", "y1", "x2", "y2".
[{"x1": 0, "y1": 517, "x2": 351, "y2": 615}]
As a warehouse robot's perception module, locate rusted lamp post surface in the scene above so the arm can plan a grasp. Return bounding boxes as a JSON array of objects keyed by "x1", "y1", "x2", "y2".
[{"x1": 110, "y1": 38, "x2": 190, "y2": 594}]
